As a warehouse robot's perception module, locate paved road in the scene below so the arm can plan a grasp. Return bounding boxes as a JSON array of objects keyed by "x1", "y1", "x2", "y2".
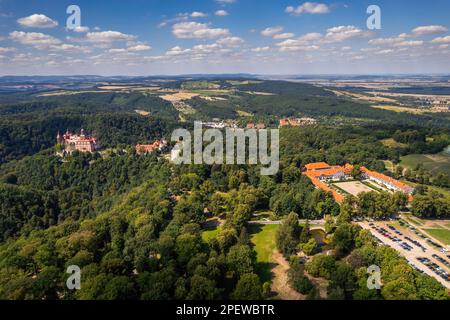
[
  {"x1": 359, "y1": 221, "x2": 450, "y2": 290},
  {"x1": 248, "y1": 219, "x2": 325, "y2": 226}
]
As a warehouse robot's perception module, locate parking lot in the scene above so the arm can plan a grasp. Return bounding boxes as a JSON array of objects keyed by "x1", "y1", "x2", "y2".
[{"x1": 359, "y1": 220, "x2": 450, "y2": 290}]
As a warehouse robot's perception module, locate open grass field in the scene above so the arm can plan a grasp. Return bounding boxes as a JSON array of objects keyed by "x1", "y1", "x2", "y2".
[
  {"x1": 402, "y1": 215, "x2": 450, "y2": 245},
  {"x1": 424, "y1": 228, "x2": 450, "y2": 246},
  {"x1": 226, "y1": 80, "x2": 262, "y2": 86},
  {"x1": 159, "y1": 91, "x2": 200, "y2": 102},
  {"x1": 370, "y1": 105, "x2": 426, "y2": 114},
  {"x1": 249, "y1": 224, "x2": 280, "y2": 282},
  {"x1": 201, "y1": 225, "x2": 222, "y2": 243},
  {"x1": 400, "y1": 153, "x2": 450, "y2": 175},
  {"x1": 403, "y1": 180, "x2": 450, "y2": 198},
  {"x1": 330, "y1": 90, "x2": 397, "y2": 103},
  {"x1": 382, "y1": 160, "x2": 396, "y2": 172},
  {"x1": 181, "y1": 81, "x2": 221, "y2": 90}
]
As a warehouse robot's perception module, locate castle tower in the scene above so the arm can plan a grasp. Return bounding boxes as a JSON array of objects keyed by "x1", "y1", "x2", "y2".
[{"x1": 57, "y1": 132, "x2": 61, "y2": 144}]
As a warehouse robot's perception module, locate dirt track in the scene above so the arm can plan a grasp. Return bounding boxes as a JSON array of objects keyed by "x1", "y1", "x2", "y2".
[{"x1": 270, "y1": 251, "x2": 304, "y2": 300}]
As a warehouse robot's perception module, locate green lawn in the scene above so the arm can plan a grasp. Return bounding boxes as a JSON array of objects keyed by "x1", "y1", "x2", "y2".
[
  {"x1": 382, "y1": 160, "x2": 395, "y2": 172},
  {"x1": 405, "y1": 215, "x2": 425, "y2": 227},
  {"x1": 424, "y1": 228, "x2": 450, "y2": 246},
  {"x1": 249, "y1": 224, "x2": 280, "y2": 283},
  {"x1": 403, "y1": 181, "x2": 450, "y2": 198},
  {"x1": 201, "y1": 225, "x2": 222, "y2": 242}
]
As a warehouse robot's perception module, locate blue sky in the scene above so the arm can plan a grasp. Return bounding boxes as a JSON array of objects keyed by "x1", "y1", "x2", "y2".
[{"x1": 0, "y1": 0, "x2": 449, "y2": 75}]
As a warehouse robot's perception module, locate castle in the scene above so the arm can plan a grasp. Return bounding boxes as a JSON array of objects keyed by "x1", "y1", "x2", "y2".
[{"x1": 57, "y1": 129, "x2": 99, "y2": 154}]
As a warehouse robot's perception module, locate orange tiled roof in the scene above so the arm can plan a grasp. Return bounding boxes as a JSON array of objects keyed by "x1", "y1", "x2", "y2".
[
  {"x1": 136, "y1": 141, "x2": 161, "y2": 154},
  {"x1": 305, "y1": 162, "x2": 331, "y2": 171},
  {"x1": 303, "y1": 162, "x2": 414, "y2": 203},
  {"x1": 361, "y1": 167, "x2": 413, "y2": 192},
  {"x1": 303, "y1": 162, "x2": 346, "y2": 202},
  {"x1": 305, "y1": 173, "x2": 345, "y2": 202}
]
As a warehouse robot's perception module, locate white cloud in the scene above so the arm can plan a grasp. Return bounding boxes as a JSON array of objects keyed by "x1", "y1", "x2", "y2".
[
  {"x1": 298, "y1": 32, "x2": 322, "y2": 41},
  {"x1": 9, "y1": 31, "x2": 61, "y2": 46},
  {"x1": 261, "y1": 26, "x2": 284, "y2": 37},
  {"x1": 275, "y1": 32, "x2": 323, "y2": 52},
  {"x1": 251, "y1": 46, "x2": 270, "y2": 52},
  {"x1": 393, "y1": 40, "x2": 423, "y2": 47},
  {"x1": 351, "y1": 55, "x2": 364, "y2": 61},
  {"x1": 369, "y1": 36, "x2": 404, "y2": 45},
  {"x1": 108, "y1": 48, "x2": 127, "y2": 54},
  {"x1": 191, "y1": 11, "x2": 208, "y2": 18},
  {"x1": 72, "y1": 26, "x2": 90, "y2": 33},
  {"x1": 0, "y1": 47, "x2": 16, "y2": 53},
  {"x1": 324, "y1": 26, "x2": 367, "y2": 43},
  {"x1": 86, "y1": 31, "x2": 136, "y2": 42},
  {"x1": 215, "y1": 0, "x2": 236, "y2": 3},
  {"x1": 286, "y1": 2, "x2": 330, "y2": 15},
  {"x1": 166, "y1": 46, "x2": 192, "y2": 56},
  {"x1": 273, "y1": 33, "x2": 295, "y2": 39},
  {"x1": 108, "y1": 43, "x2": 151, "y2": 54},
  {"x1": 172, "y1": 22, "x2": 230, "y2": 39},
  {"x1": 431, "y1": 35, "x2": 450, "y2": 44},
  {"x1": 17, "y1": 14, "x2": 58, "y2": 28},
  {"x1": 279, "y1": 44, "x2": 319, "y2": 52},
  {"x1": 216, "y1": 36, "x2": 244, "y2": 47},
  {"x1": 127, "y1": 44, "x2": 152, "y2": 51},
  {"x1": 49, "y1": 44, "x2": 91, "y2": 53},
  {"x1": 276, "y1": 38, "x2": 320, "y2": 52},
  {"x1": 215, "y1": 10, "x2": 229, "y2": 16},
  {"x1": 375, "y1": 49, "x2": 395, "y2": 55},
  {"x1": 192, "y1": 43, "x2": 220, "y2": 53},
  {"x1": 412, "y1": 25, "x2": 448, "y2": 36}
]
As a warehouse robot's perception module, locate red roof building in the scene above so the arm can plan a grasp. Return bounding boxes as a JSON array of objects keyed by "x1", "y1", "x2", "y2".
[
  {"x1": 279, "y1": 117, "x2": 317, "y2": 128},
  {"x1": 135, "y1": 140, "x2": 167, "y2": 155},
  {"x1": 303, "y1": 162, "x2": 415, "y2": 203}
]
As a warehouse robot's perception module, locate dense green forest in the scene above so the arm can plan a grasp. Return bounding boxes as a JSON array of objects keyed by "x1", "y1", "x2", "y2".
[
  {"x1": 0, "y1": 79, "x2": 449, "y2": 300},
  {"x1": 0, "y1": 93, "x2": 178, "y2": 164}
]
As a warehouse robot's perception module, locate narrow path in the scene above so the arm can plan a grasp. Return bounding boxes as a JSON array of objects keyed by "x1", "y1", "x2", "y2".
[{"x1": 270, "y1": 250, "x2": 305, "y2": 300}]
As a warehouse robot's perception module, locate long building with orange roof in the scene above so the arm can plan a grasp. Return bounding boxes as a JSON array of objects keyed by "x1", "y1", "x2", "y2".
[
  {"x1": 360, "y1": 167, "x2": 415, "y2": 194},
  {"x1": 303, "y1": 162, "x2": 415, "y2": 203}
]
